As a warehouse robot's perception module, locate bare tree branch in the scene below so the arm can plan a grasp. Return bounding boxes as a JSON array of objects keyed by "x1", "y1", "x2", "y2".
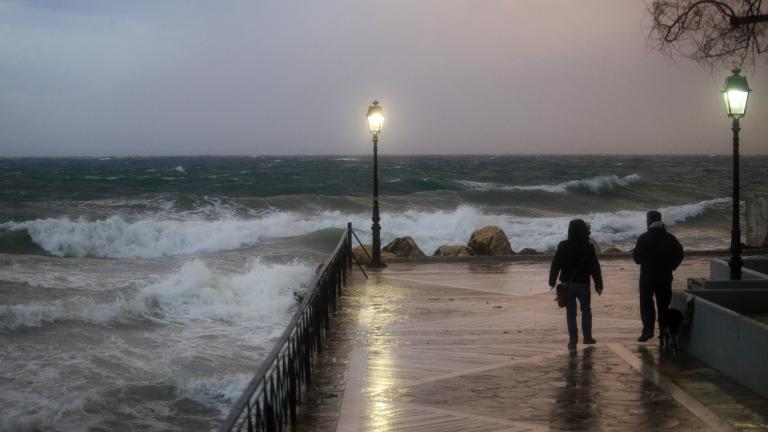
[{"x1": 648, "y1": 0, "x2": 767, "y2": 68}]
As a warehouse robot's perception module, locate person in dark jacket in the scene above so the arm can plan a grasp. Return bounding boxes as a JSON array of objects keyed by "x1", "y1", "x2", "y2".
[
  {"x1": 633, "y1": 211, "x2": 684, "y2": 342},
  {"x1": 549, "y1": 219, "x2": 604, "y2": 348}
]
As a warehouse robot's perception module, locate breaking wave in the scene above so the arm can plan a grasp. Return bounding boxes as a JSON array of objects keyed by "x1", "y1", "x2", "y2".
[
  {"x1": 0, "y1": 212, "x2": 340, "y2": 258},
  {"x1": 1, "y1": 196, "x2": 726, "y2": 259},
  {"x1": 343, "y1": 197, "x2": 729, "y2": 254},
  {"x1": 457, "y1": 174, "x2": 642, "y2": 194},
  {"x1": 0, "y1": 259, "x2": 313, "y2": 330}
]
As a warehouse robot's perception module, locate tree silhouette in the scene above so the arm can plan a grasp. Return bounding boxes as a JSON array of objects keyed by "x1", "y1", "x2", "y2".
[{"x1": 648, "y1": 0, "x2": 768, "y2": 68}]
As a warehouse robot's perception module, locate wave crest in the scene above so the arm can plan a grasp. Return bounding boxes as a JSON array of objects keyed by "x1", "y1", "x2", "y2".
[
  {"x1": 0, "y1": 213, "x2": 340, "y2": 258},
  {"x1": 457, "y1": 174, "x2": 641, "y2": 194},
  {"x1": 0, "y1": 259, "x2": 313, "y2": 330},
  {"x1": 1, "y1": 195, "x2": 725, "y2": 260},
  {"x1": 344, "y1": 198, "x2": 728, "y2": 254}
]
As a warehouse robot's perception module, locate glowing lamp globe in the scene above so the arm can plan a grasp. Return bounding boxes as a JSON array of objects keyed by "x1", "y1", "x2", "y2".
[
  {"x1": 723, "y1": 68, "x2": 751, "y2": 119},
  {"x1": 367, "y1": 100, "x2": 384, "y2": 134}
]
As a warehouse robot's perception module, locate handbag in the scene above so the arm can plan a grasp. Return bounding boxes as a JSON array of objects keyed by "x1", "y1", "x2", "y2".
[
  {"x1": 555, "y1": 283, "x2": 568, "y2": 308},
  {"x1": 554, "y1": 247, "x2": 591, "y2": 308}
]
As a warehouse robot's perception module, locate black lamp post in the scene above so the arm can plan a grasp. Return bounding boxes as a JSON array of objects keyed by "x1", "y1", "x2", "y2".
[
  {"x1": 366, "y1": 100, "x2": 385, "y2": 267},
  {"x1": 722, "y1": 67, "x2": 751, "y2": 280}
]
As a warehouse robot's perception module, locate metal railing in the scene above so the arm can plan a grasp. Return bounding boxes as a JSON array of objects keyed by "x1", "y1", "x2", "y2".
[{"x1": 220, "y1": 224, "x2": 354, "y2": 432}]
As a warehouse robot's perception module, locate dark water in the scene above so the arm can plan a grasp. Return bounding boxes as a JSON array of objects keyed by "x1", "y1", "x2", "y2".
[
  {"x1": 1, "y1": 155, "x2": 766, "y2": 254},
  {"x1": 0, "y1": 155, "x2": 766, "y2": 431}
]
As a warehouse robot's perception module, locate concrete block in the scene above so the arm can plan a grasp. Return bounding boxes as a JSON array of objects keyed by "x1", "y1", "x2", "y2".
[
  {"x1": 673, "y1": 290, "x2": 768, "y2": 399},
  {"x1": 747, "y1": 195, "x2": 768, "y2": 248},
  {"x1": 708, "y1": 258, "x2": 768, "y2": 281}
]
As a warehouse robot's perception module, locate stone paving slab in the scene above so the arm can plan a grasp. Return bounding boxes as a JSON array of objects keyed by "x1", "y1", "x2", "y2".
[{"x1": 295, "y1": 258, "x2": 768, "y2": 431}]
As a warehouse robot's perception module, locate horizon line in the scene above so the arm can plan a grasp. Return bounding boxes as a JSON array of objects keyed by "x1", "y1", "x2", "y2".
[{"x1": 2, "y1": 152, "x2": 768, "y2": 159}]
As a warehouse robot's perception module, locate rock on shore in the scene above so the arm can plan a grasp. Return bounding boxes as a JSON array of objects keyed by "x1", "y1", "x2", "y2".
[
  {"x1": 518, "y1": 248, "x2": 539, "y2": 255},
  {"x1": 383, "y1": 237, "x2": 426, "y2": 258},
  {"x1": 468, "y1": 226, "x2": 513, "y2": 256},
  {"x1": 352, "y1": 244, "x2": 397, "y2": 263},
  {"x1": 433, "y1": 245, "x2": 475, "y2": 257}
]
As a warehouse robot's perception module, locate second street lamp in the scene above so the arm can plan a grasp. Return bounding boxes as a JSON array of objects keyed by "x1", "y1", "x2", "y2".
[
  {"x1": 367, "y1": 100, "x2": 385, "y2": 267},
  {"x1": 722, "y1": 67, "x2": 751, "y2": 280}
]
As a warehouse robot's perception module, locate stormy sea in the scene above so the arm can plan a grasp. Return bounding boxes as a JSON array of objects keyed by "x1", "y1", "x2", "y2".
[{"x1": 1, "y1": 155, "x2": 766, "y2": 431}]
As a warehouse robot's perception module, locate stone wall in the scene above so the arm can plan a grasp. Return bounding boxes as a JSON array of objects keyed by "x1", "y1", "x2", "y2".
[{"x1": 746, "y1": 195, "x2": 768, "y2": 248}]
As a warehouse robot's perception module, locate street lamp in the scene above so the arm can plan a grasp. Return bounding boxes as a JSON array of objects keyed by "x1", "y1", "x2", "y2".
[
  {"x1": 722, "y1": 67, "x2": 751, "y2": 280},
  {"x1": 366, "y1": 100, "x2": 385, "y2": 267}
]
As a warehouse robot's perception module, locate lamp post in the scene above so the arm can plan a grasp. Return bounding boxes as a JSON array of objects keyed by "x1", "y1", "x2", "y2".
[
  {"x1": 722, "y1": 67, "x2": 751, "y2": 280},
  {"x1": 366, "y1": 100, "x2": 385, "y2": 267}
]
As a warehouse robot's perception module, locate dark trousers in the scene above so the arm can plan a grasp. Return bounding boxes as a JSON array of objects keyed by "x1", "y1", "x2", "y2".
[
  {"x1": 640, "y1": 282, "x2": 671, "y2": 336},
  {"x1": 566, "y1": 283, "x2": 592, "y2": 343}
]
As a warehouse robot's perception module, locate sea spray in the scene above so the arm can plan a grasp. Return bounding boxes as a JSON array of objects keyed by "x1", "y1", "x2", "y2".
[
  {"x1": 456, "y1": 174, "x2": 642, "y2": 194},
  {"x1": 318, "y1": 198, "x2": 729, "y2": 253},
  {"x1": 174, "y1": 373, "x2": 254, "y2": 412},
  {"x1": 1, "y1": 198, "x2": 729, "y2": 258},
  {"x1": 0, "y1": 258, "x2": 314, "y2": 330},
  {"x1": 0, "y1": 213, "x2": 341, "y2": 258}
]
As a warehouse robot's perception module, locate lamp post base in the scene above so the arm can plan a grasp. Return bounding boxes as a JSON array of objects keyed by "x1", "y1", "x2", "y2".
[{"x1": 729, "y1": 254, "x2": 743, "y2": 280}]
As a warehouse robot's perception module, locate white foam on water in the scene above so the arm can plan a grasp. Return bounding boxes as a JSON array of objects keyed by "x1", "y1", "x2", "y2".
[
  {"x1": 0, "y1": 259, "x2": 313, "y2": 330},
  {"x1": 174, "y1": 373, "x2": 253, "y2": 408},
  {"x1": 457, "y1": 174, "x2": 642, "y2": 194},
  {"x1": 0, "y1": 383, "x2": 87, "y2": 431},
  {"x1": 346, "y1": 198, "x2": 729, "y2": 254},
  {"x1": 1, "y1": 212, "x2": 339, "y2": 258},
  {"x1": 174, "y1": 165, "x2": 185, "y2": 173},
  {"x1": 1, "y1": 195, "x2": 726, "y2": 259}
]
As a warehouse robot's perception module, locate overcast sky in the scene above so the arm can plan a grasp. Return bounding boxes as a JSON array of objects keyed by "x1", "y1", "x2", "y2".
[{"x1": 0, "y1": 0, "x2": 765, "y2": 156}]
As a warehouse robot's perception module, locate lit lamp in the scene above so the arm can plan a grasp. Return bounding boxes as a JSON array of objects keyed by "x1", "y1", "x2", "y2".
[
  {"x1": 722, "y1": 67, "x2": 751, "y2": 280},
  {"x1": 366, "y1": 100, "x2": 385, "y2": 267}
]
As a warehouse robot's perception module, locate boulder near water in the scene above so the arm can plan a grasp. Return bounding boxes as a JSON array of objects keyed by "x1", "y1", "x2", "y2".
[
  {"x1": 433, "y1": 245, "x2": 476, "y2": 257},
  {"x1": 518, "y1": 248, "x2": 539, "y2": 255},
  {"x1": 383, "y1": 237, "x2": 426, "y2": 258},
  {"x1": 467, "y1": 226, "x2": 513, "y2": 256},
  {"x1": 352, "y1": 244, "x2": 397, "y2": 263}
]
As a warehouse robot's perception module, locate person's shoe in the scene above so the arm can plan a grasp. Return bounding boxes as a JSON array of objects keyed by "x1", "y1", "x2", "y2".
[
  {"x1": 568, "y1": 341, "x2": 577, "y2": 349},
  {"x1": 637, "y1": 333, "x2": 653, "y2": 342},
  {"x1": 583, "y1": 337, "x2": 597, "y2": 344}
]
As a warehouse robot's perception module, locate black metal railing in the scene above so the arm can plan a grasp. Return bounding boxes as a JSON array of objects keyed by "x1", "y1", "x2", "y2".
[{"x1": 220, "y1": 224, "x2": 354, "y2": 432}]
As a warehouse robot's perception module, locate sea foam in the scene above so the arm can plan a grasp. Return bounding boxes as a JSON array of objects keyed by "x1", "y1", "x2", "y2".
[
  {"x1": 0, "y1": 259, "x2": 313, "y2": 330},
  {"x1": 457, "y1": 174, "x2": 641, "y2": 193},
  {"x1": 2, "y1": 196, "x2": 726, "y2": 259},
  {"x1": 1, "y1": 212, "x2": 337, "y2": 258},
  {"x1": 344, "y1": 197, "x2": 729, "y2": 253}
]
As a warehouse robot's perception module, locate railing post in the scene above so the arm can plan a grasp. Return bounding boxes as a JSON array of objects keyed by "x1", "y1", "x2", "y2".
[
  {"x1": 288, "y1": 351, "x2": 297, "y2": 424},
  {"x1": 247, "y1": 402, "x2": 254, "y2": 432},
  {"x1": 347, "y1": 222, "x2": 353, "y2": 269}
]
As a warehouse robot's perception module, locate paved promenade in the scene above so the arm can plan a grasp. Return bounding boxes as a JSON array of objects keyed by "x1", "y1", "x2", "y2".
[{"x1": 296, "y1": 257, "x2": 768, "y2": 431}]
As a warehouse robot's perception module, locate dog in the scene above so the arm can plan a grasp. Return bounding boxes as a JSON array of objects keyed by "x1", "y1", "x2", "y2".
[{"x1": 660, "y1": 298, "x2": 694, "y2": 354}]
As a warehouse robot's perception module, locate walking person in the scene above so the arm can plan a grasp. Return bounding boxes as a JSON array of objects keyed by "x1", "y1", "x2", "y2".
[
  {"x1": 633, "y1": 211, "x2": 684, "y2": 343},
  {"x1": 549, "y1": 219, "x2": 604, "y2": 348}
]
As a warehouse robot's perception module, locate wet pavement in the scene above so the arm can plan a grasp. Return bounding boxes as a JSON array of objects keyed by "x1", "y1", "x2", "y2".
[{"x1": 295, "y1": 257, "x2": 768, "y2": 431}]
